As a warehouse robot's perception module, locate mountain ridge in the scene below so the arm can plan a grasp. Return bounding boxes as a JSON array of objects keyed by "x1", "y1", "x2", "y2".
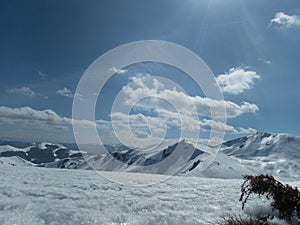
[{"x1": 0, "y1": 131, "x2": 299, "y2": 181}]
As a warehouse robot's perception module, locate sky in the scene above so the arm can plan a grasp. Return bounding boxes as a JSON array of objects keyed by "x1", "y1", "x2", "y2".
[{"x1": 0, "y1": 0, "x2": 300, "y2": 146}]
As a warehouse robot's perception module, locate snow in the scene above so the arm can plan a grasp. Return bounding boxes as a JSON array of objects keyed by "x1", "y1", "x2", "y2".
[
  {"x1": 221, "y1": 132, "x2": 300, "y2": 181},
  {"x1": 0, "y1": 133, "x2": 300, "y2": 224},
  {"x1": 189, "y1": 153, "x2": 259, "y2": 179},
  {"x1": 243, "y1": 202, "x2": 300, "y2": 225},
  {"x1": 0, "y1": 164, "x2": 248, "y2": 225},
  {"x1": 38, "y1": 142, "x2": 63, "y2": 150},
  {"x1": 0, "y1": 156, "x2": 35, "y2": 166},
  {"x1": 0, "y1": 157, "x2": 299, "y2": 224},
  {"x1": 0, "y1": 145, "x2": 30, "y2": 153}
]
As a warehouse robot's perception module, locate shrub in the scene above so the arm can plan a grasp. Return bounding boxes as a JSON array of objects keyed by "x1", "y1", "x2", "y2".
[{"x1": 239, "y1": 174, "x2": 300, "y2": 221}]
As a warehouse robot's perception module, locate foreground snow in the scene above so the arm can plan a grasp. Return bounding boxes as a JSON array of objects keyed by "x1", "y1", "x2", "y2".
[
  {"x1": 0, "y1": 165, "x2": 244, "y2": 225},
  {"x1": 1, "y1": 164, "x2": 299, "y2": 225}
]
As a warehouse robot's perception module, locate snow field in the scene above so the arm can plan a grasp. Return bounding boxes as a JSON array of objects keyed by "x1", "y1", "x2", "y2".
[{"x1": 0, "y1": 165, "x2": 247, "y2": 225}]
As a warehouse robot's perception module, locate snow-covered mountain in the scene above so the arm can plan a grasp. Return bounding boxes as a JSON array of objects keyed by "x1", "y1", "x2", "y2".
[
  {"x1": 0, "y1": 132, "x2": 299, "y2": 180},
  {"x1": 220, "y1": 132, "x2": 300, "y2": 181},
  {"x1": 0, "y1": 141, "x2": 83, "y2": 165},
  {"x1": 44, "y1": 140, "x2": 207, "y2": 175}
]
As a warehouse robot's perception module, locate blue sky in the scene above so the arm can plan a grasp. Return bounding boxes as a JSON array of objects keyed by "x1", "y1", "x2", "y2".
[{"x1": 0, "y1": 0, "x2": 300, "y2": 145}]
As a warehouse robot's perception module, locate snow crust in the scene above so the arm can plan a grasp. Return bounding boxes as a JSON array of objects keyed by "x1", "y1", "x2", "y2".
[{"x1": 0, "y1": 164, "x2": 248, "y2": 225}]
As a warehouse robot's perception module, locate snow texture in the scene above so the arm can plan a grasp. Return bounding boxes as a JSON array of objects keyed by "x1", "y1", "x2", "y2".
[
  {"x1": 0, "y1": 164, "x2": 248, "y2": 225},
  {"x1": 1, "y1": 164, "x2": 298, "y2": 225}
]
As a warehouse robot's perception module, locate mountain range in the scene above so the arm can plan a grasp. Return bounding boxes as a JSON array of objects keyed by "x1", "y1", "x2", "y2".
[{"x1": 1, "y1": 132, "x2": 299, "y2": 181}]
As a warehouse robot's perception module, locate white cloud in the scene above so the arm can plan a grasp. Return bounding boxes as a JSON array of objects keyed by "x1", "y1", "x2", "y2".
[
  {"x1": 0, "y1": 106, "x2": 161, "y2": 146},
  {"x1": 0, "y1": 106, "x2": 94, "y2": 127},
  {"x1": 268, "y1": 12, "x2": 300, "y2": 28},
  {"x1": 237, "y1": 127, "x2": 257, "y2": 134},
  {"x1": 56, "y1": 87, "x2": 74, "y2": 98},
  {"x1": 202, "y1": 120, "x2": 256, "y2": 135},
  {"x1": 128, "y1": 73, "x2": 151, "y2": 82},
  {"x1": 38, "y1": 71, "x2": 47, "y2": 80},
  {"x1": 149, "y1": 108, "x2": 256, "y2": 134},
  {"x1": 7, "y1": 87, "x2": 36, "y2": 97},
  {"x1": 0, "y1": 106, "x2": 97, "y2": 143},
  {"x1": 165, "y1": 110, "x2": 235, "y2": 133},
  {"x1": 109, "y1": 66, "x2": 128, "y2": 75},
  {"x1": 109, "y1": 111, "x2": 257, "y2": 148},
  {"x1": 216, "y1": 68, "x2": 260, "y2": 95},
  {"x1": 111, "y1": 112, "x2": 167, "y2": 140},
  {"x1": 105, "y1": 77, "x2": 259, "y2": 147},
  {"x1": 0, "y1": 75, "x2": 260, "y2": 146},
  {"x1": 0, "y1": 106, "x2": 257, "y2": 147},
  {"x1": 122, "y1": 77, "x2": 259, "y2": 118},
  {"x1": 7, "y1": 87, "x2": 48, "y2": 99}
]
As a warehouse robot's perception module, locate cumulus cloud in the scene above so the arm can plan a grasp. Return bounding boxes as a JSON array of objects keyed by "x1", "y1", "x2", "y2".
[
  {"x1": 216, "y1": 68, "x2": 260, "y2": 95},
  {"x1": 0, "y1": 106, "x2": 94, "y2": 127},
  {"x1": 238, "y1": 127, "x2": 257, "y2": 134},
  {"x1": 56, "y1": 87, "x2": 74, "y2": 98},
  {"x1": 111, "y1": 112, "x2": 167, "y2": 141},
  {"x1": 0, "y1": 105, "x2": 256, "y2": 146},
  {"x1": 106, "y1": 76, "x2": 259, "y2": 145},
  {"x1": 0, "y1": 75, "x2": 259, "y2": 145},
  {"x1": 268, "y1": 12, "x2": 300, "y2": 28},
  {"x1": 149, "y1": 108, "x2": 256, "y2": 134},
  {"x1": 0, "y1": 106, "x2": 97, "y2": 143},
  {"x1": 110, "y1": 111, "x2": 256, "y2": 140},
  {"x1": 7, "y1": 87, "x2": 36, "y2": 97},
  {"x1": 122, "y1": 77, "x2": 259, "y2": 118},
  {"x1": 201, "y1": 120, "x2": 256, "y2": 135},
  {"x1": 109, "y1": 66, "x2": 128, "y2": 75},
  {"x1": 160, "y1": 109, "x2": 236, "y2": 133}
]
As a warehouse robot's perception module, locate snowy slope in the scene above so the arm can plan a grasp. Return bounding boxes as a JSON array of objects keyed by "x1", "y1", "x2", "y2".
[
  {"x1": 222, "y1": 132, "x2": 300, "y2": 157},
  {"x1": 188, "y1": 153, "x2": 259, "y2": 179},
  {"x1": 0, "y1": 156, "x2": 35, "y2": 166},
  {"x1": 221, "y1": 132, "x2": 300, "y2": 181}
]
